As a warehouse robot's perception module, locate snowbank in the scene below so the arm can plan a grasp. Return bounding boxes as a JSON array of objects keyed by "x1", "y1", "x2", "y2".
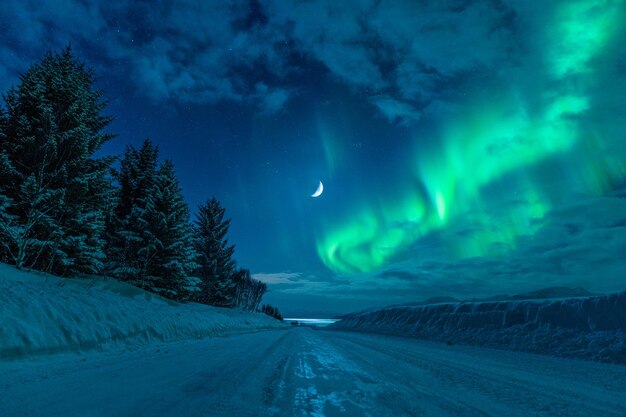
[
  {"x1": 0, "y1": 263, "x2": 286, "y2": 359},
  {"x1": 330, "y1": 292, "x2": 626, "y2": 363}
]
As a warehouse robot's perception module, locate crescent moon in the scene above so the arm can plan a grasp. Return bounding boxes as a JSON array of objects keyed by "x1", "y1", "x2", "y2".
[{"x1": 311, "y1": 181, "x2": 324, "y2": 198}]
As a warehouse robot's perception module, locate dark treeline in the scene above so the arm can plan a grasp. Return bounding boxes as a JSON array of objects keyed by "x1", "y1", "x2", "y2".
[
  {"x1": 261, "y1": 304, "x2": 283, "y2": 321},
  {"x1": 0, "y1": 47, "x2": 280, "y2": 316}
]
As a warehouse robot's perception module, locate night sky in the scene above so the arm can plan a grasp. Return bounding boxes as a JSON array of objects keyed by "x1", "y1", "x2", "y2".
[{"x1": 2, "y1": 1, "x2": 625, "y2": 317}]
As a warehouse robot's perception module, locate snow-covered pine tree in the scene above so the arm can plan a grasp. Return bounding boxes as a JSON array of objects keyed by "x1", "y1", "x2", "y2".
[
  {"x1": 0, "y1": 47, "x2": 115, "y2": 275},
  {"x1": 2, "y1": 103, "x2": 60, "y2": 268},
  {"x1": 193, "y1": 198, "x2": 236, "y2": 306},
  {"x1": 0, "y1": 189, "x2": 17, "y2": 264},
  {"x1": 0, "y1": 174, "x2": 62, "y2": 270},
  {"x1": 106, "y1": 140, "x2": 159, "y2": 283},
  {"x1": 0, "y1": 109, "x2": 12, "y2": 263},
  {"x1": 142, "y1": 160, "x2": 197, "y2": 299}
]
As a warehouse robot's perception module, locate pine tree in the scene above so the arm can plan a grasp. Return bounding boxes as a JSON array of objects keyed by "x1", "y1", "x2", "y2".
[
  {"x1": 106, "y1": 140, "x2": 159, "y2": 282},
  {"x1": 107, "y1": 142, "x2": 197, "y2": 299},
  {"x1": 0, "y1": 189, "x2": 17, "y2": 264},
  {"x1": 0, "y1": 46, "x2": 114, "y2": 275},
  {"x1": 0, "y1": 109, "x2": 12, "y2": 263},
  {"x1": 261, "y1": 304, "x2": 283, "y2": 321},
  {"x1": 194, "y1": 198, "x2": 236, "y2": 306},
  {"x1": 142, "y1": 160, "x2": 197, "y2": 299},
  {"x1": 233, "y1": 268, "x2": 266, "y2": 311}
]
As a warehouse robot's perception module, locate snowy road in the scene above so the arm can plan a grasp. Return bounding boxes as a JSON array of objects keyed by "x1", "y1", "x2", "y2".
[{"x1": 2, "y1": 328, "x2": 626, "y2": 417}]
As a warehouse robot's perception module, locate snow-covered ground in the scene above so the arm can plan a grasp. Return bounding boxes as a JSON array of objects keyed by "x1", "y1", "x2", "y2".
[
  {"x1": 2, "y1": 263, "x2": 625, "y2": 416},
  {"x1": 1, "y1": 328, "x2": 625, "y2": 417},
  {"x1": 331, "y1": 292, "x2": 626, "y2": 363},
  {"x1": 0, "y1": 263, "x2": 285, "y2": 359}
]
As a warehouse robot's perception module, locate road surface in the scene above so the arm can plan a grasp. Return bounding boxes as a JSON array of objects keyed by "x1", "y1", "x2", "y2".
[{"x1": 2, "y1": 328, "x2": 626, "y2": 416}]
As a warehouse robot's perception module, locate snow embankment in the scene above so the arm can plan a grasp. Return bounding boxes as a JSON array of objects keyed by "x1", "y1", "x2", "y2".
[
  {"x1": 330, "y1": 292, "x2": 626, "y2": 363},
  {"x1": 0, "y1": 263, "x2": 286, "y2": 359}
]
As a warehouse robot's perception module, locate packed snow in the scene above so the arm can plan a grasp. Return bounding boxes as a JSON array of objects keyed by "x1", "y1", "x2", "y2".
[
  {"x1": 331, "y1": 291, "x2": 626, "y2": 363},
  {"x1": 0, "y1": 263, "x2": 285, "y2": 359},
  {"x1": 2, "y1": 328, "x2": 626, "y2": 416}
]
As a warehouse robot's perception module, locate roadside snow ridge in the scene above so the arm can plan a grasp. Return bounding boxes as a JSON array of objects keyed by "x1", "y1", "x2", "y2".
[
  {"x1": 0, "y1": 263, "x2": 285, "y2": 359},
  {"x1": 331, "y1": 292, "x2": 626, "y2": 363}
]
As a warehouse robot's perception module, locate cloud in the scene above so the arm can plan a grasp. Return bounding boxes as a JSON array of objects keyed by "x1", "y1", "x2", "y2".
[
  {"x1": 264, "y1": 0, "x2": 519, "y2": 123},
  {"x1": 252, "y1": 83, "x2": 292, "y2": 113},
  {"x1": 252, "y1": 272, "x2": 302, "y2": 285},
  {"x1": 372, "y1": 96, "x2": 421, "y2": 125},
  {"x1": 1, "y1": 0, "x2": 523, "y2": 120},
  {"x1": 254, "y1": 270, "x2": 368, "y2": 299},
  {"x1": 0, "y1": 0, "x2": 294, "y2": 110},
  {"x1": 5, "y1": 0, "x2": 622, "y2": 124}
]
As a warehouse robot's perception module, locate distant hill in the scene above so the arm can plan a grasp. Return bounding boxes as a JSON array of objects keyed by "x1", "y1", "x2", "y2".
[
  {"x1": 512, "y1": 287, "x2": 594, "y2": 300},
  {"x1": 381, "y1": 287, "x2": 597, "y2": 311},
  {"x1": 333, "y1": 296, "x2": 462, "y2": 318},
  {"x1": 387, "y1": 296, "x2": 461, "y2": 308},
  {"x1": 475, "y1": 287, "x2": 595, "y2": 302}
]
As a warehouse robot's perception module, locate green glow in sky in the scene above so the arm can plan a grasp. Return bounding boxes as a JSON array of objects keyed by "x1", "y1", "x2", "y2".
[
  {"x1": 549, "y1": 0, "x2": 624, "y2": 78},
  {"x1": 317, "y1": 0, "x2": 625, "y2": 274}
]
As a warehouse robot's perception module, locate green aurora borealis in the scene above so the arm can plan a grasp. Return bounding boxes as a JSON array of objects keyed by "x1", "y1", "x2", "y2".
[{"x1": 316, "y1": 0, "x2": 626, "y2": 275}]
